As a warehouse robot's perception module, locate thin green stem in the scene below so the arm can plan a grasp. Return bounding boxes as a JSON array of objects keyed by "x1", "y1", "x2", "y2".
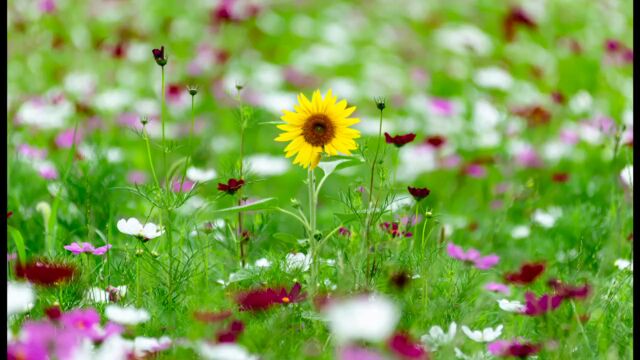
[
  {"x1": 308, "y1": 168, "x2": 318, "y2": 297},
  {"x1": 136, "y1": 244, "x2": 141, "y2": 307},
  {"x1": 160, "y1": 66, "x2": 167, "y2": 189},
  {"x1": 363, "y1": 108, "x2": 384, "y2": 285},
  {"x1": 275, "y1": 207, "x2": 311, "y2": 232},
  {"x1": 179, "y1": 94, "x2": 196, "y2": 190},
  {"x1": 143, "y1": 126, "x2": 161, "y2": 189}
]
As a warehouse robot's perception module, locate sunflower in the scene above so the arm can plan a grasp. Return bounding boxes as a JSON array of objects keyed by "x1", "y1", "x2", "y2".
[{"x1": 275, "y1": 89, "x2": 360, "y2": 169}]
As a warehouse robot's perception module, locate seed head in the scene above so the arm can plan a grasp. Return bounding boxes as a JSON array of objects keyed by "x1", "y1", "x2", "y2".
[
  {"x1": 140, "y1": 116, "x2": 149, "y2": 126},
  {"x1": 152, "y1": 46, "x2": 168, "y2": 67}
]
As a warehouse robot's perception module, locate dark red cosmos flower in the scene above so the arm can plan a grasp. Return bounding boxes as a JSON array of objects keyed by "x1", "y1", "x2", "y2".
[
  {"x1": 236, "y1": 283, "x2": 305, "y2": 311},
  {"x1": 390, "y1": 271, "x2": 411, "y2": 290},
  {"x1": 194, "y1": 310, "x2": 233, "y2": 323},
  {"x1": 216, "y1": 320, "x2": 245, "y2": 343},
  {"x1": 275, "y1": 282, "x2": 306, "y2": 304},
  {"x1": 112, "y1": 42, "x2": 126, "y2": 59},
  {"x1": 152, "y1": 46, "x2": 167, "y2": 66},
  {"x1": 385, "y1": 132, "x2": 416, "y2": 148},
  {"x1": 511, "y1": 105, "x2": 551, "y2": 127},
  {"x1": 338, "y1": 227, "x2": 351, "y2": 237},
  {"x1": 218, "y1": 179, "x2": 245, "y2": 195},
  {"x1": 45, "y1": 305, "x2": 62, "y2": 321},
  {"x1": 7, "y1": 211, "x2": 13, "y2": 219},
  {"x1": 551, "y1": 91, "x2": 565, "y2": 104},
  {"x1": 489, "y1": 340, "x2": 541, "y2": 358},
  {"x1": 313, "y1": 293, "x2": 332, "y2": 311},
  {"x1": 522, "y1": 291, "x2": 563, "y2": 316},
  {"x1": 503, "y1": 6, "x2": 537, "y2": 42},
  {"x1": 388, "y1": 332, "x2": 429, "y2": 359},
  {"x1": 424, "y1": 135, "x2": 446, "y2": 149},
  {"x1": 505, "y1": 262, "x2": 545, "y2": 285},
  {"x1": 408, "y1": 186, "x2": 431, "y2": 201},
  {"x1": 381, "y1": 222, "x2": 412, "y2": 238},
  {"x1": 628, "y1": 233, "x2": 633, "y2": 242},
  {"x1": 15, "y1": 260, "x2": 75, "y2": 286},
  {"x1": 551, "y1": 172, "x2": 570, "y2": 183},
  {"x1": 547, "y1": 279, "x2": 591, "y2": 301}
]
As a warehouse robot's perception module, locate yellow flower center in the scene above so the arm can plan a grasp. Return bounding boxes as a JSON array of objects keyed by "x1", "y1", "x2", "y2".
[
  {"x1": 302, "y1": 114, "x2": 335, "y2": 147},
  {"x1": 281, "y1": 296, "x2": 291, "y2": 303}
]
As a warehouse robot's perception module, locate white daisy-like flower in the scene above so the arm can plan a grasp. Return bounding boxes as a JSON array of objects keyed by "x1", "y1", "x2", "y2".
[
  {"x1": 198, "y1": 342, "x2": 258, "y2": 360},
  {"x1": 86, "y1": 286, "x2": 127, "y2": 303},
  {"x1": 254, "y1": 258, "x2": 272, "y2": 268},
  {"x1": 620, "y1": 165, "x2": 633, "y2": 188},
  {"x1": 435, "y1": 25, "x2": 493, "y2": 56},
  {"x1": 569, "y1": 90, "x2": 592, "y2": 115},
  {"x1": 105, "y1": 305, "x2": 150, "y2": 325},
  {"x1": 532, "y1": 207, "x2": 562, "y2": 228},
  {"x1": 420, "y1": 322, "x2": 457, "y2": 350},
  {"x1": 245, "y1": 154, "x2": 290, "y2": 176},
  {"x1": 285, "y1": 252, "x2": 311, "y2": 272},
  {"x1": 7, "y1": 281, "x2": 35, "y2": 316},
  {"x1": 117, "y1": 218, "x2": 164, "y2": 240},
  {"x1": 131, "y1": 336, "x2": 172, "y2": 358},
  {"x1": 614, "y1": 259, "x2": 633, "y2": 272},
  {"x1": 187, "y1": 167, "x2": 217, "y2": 182},
  {"x1": 473, "y1": 67, "x2": 513, "y2": 90},
  {"x1": 323, "y1": 294, "x2": 400, "y2": 344},
  {"x1": 510, "y1": 225, "x2": 531, "y2": 239},
  {"x1": 461, "y1": 325, "x2": 503, "y2": 342},
  {"x1": 497, "y1": 299, "x2": 525, "y2": 313}
]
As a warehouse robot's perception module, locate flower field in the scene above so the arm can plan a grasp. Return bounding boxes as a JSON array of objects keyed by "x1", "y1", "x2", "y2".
[{"x1": 6, "y1": 0, "x2": 634, "y2": 359}]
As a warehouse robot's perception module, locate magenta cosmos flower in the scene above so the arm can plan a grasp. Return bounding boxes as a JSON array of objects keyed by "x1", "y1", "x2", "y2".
[
  {"x1": 388, "y1": 332, "x2": 429, "y2": 359},
  {"x1": 64, "y1": 242, "x2": 112, "y2": 256},
  {"x1": 446, "y1": 243, "x2": 499, "y2": 270},
  {"x1": 522, "y1": 291, "x2": 563, "y2": 316},
  {"x1": 485, "y1": 282, "x2": 511, "y2": 295}
]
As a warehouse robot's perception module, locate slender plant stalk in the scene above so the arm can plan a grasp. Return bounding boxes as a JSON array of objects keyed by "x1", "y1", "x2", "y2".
[
  {"x1": 143, "y1": 126, "x2": 161, "y2": 189},
  {"x1": 363, "y1": 106, "x2": 384, "y2": 285},
  {"x1": 160, "y1": 66, "x2": 167, "y2": 188},
  {"x1": 237, "y1": 93, "x2": 247, "y2": 267},
  {"x1": 136, "y1": 243, "x2": 141, "y2": 307},
  {"x1": 179, "y1": 94, "x2": 196, "y2": 190},
  {"x1": 308, "y1": 168, "x2": 319, "y2": 297}
]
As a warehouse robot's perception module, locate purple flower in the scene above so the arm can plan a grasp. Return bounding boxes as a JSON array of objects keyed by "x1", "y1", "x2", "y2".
[
  {"x1": 488, "y1": 339, "x2": 540, "y2": 358},
  {"x1": 514, "y1": 147, "x2": 542, "y2": 168},
  {"x1": 38, "y1": 0, "x2": 56, "y2": 13},
  {"x1": 17, "y1": 144, "x2": 47, "y2": 160},
  {"x1": 63, "y1": 242, "x2": 112, "y2": 256},
  {"x1": 522, "y1": 291, "x2": 563, "y2": 316},
  {"x1": 485, "y1": 282, "x2": 511, "y2": 295},
  {"x1": 172, "y1": 179, "x2": 195, "y2": 193},
  {"x1": 38, "y1": 164, "x2": 59, "y2": 180},
  {"x1": 388, "y1": 332, "x2": 429, "y2": 359},
  {"x1": 446, "y1": 243, "x2": 500, "y2": 270}
]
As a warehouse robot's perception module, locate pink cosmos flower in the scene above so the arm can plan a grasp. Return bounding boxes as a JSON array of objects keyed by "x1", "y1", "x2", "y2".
[
  {"x1": 464, "y1": 164, "x2": 487, "y2": 178},
  {"x1": 429, "y1": 98, "x2": 455, "y2": 117},
  {"x1": 522, "y1": 291, "x2": 563, "y2": 316},
  {"x1": 485, "y1": 282, "x2": 511, "y2": 295},
  {"x1": 388, "y1": 332, "x2": 429, "y2": 359},
  {"x1": 127, "y1": 170, "x2": 147, "y2": 185},
  {"x1": 514, "y1": 147, "x2": 542, "y2": 168},
  {"x1": 172, "y1": 179, "x2": 195, "y2": 193},
  {"x1": 559, "y1": 129, "x2": 580, "y2": 145},
  {"x1": 38, "y1": 164, "x2": 59, "y2": 180},
  {"x1": 17, "y1": 144, "x2": 47, "y2": 160},
  {"x1": 340, "y1": 346, "x2": 384, "y2": 360},
  {"x1": 446, "y1": 243, "x2": 500, "y2": 270},
  {"x1": 55, "y1": 129, "x2": 84, "y2": 149},
  {"x1": 39, "y1": 0, "x2": 56, "y2": 13},
  {"x1": 63, "y1": 242, "x2": 112, "y2": 256}
]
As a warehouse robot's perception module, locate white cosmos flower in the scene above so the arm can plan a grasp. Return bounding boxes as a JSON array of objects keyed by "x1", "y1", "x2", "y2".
[
  {"x1": 285, "y1": 252, "x2": 311, "y2": 272},
  {"x1": 454, "y1": 347, "x2": 493, "y2": 360},
  {"x1": 254, "y1": 258, "x2": 272, "y2": 268},
  {"x1": 117, "y1": 218, "x2": 164, "y2": 239},
  {"x1": 620, "y1": 165, "x2": 633, "y2": 187},
  {"x1": 461, "y1": 325, "x2": 503, "y2": 342},
  {"x1": 323, "y1": 294, "x2": 400, "y2": 344},
  {"x1": 64, "y1": 72, "x2": 96, "y2": 98},
  {"x1": 245, "y1": 154, "x2": 290, "y2": 176},
  {"x1": 435, "y1": 25, "x2": 493, "y2": 56},
  {"x1": 420, "y1": 322, "x2": 457, "y2": 350},
  {"x1": 473, "y1": 67, "x2": 513, "y2": 90},
  {"x1": 93, "y1": 89, "x2": 132, "y2": 113},
  {"x1": 497, "y1": 299, "x2": 525, "y2": 313},
  {"x1": 86, "y1": 286, "x2": 127, "y2": 303},
  {"x1": 187, "y1": 167, "x2": 217, "y2": 182},
  {"x1": 614, "y1": 259, "x2": 633, "y2": 272},
  {"x1": 105, "y1": 305, "x2": 150, "y2": 325},
  {"x1": 71, "y1": 336, "x2": 131, "y2": 360},
  {"x1": 532, "y1": 207, "x2": 562, "y2": 228},
  {"x1": 7, "y1": 281, "x2": 35, "y2": 316},
  {"x1": 198, "y1": 342, "x2": 258, "y2": 360},
  {"x1": 569, "y1": 90, "x2": 592, "y2": 115},
  {"x1": 131, "y1": 336, "x2": 171, "y2": 358},
  {"x1": 510, "y1": 225, "x2": 531, "y2": 239}
]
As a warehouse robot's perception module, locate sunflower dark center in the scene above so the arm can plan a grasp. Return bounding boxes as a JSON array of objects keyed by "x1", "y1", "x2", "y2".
[{"x1": 302, "y1": 114, "x2": 335, "y2": 147}]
